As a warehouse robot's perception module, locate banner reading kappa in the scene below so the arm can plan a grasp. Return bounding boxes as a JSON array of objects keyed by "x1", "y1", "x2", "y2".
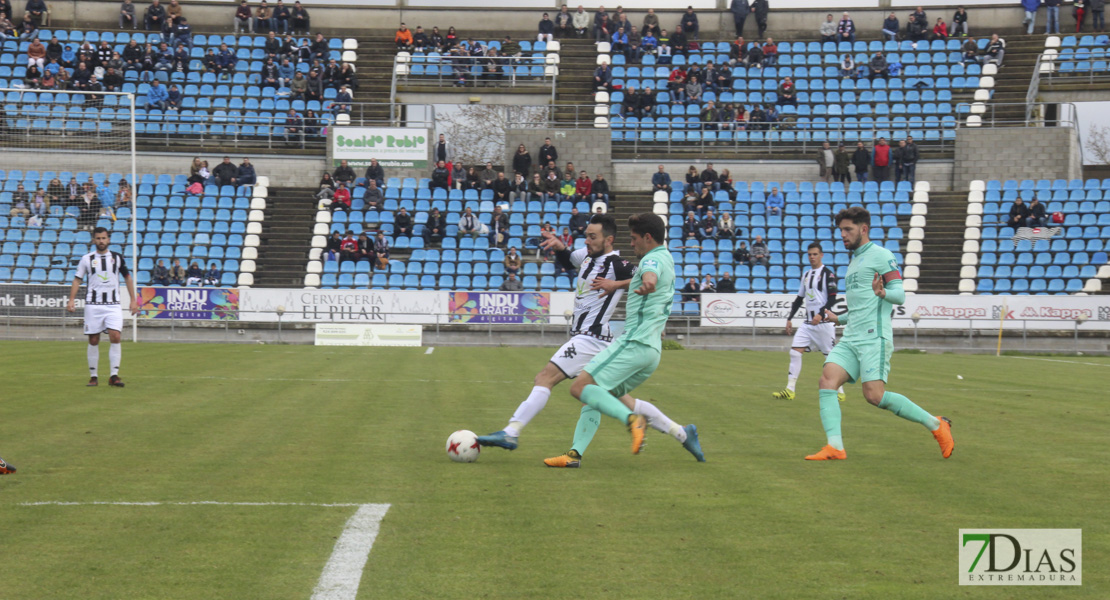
[
  {"x1": 239, "y1": 289, "x2": 444, "y2": 323},
  {"x1": 330, "y1": 127, "x2": 429, "y2": 169}
]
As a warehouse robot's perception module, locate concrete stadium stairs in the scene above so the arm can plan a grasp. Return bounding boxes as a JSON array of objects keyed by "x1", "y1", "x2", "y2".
[
  {"x1": 553, "y1": 38, "x2": 606, "y2": 124},
  {"x1": 607, "y1": 191, "x2": 655, "y2": 262},
  {"x1": 980, "y1": 33, "x2": 1045, "y2": 124},
  {"x1": 252, "y1": 186, "x2": 319, "y2": 287},
  {"x1": 913, "y1": 190, "x2": 968, "y2": 293}
]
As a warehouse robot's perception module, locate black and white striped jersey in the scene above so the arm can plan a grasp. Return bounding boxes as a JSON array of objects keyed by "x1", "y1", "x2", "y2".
[
  {"x1": 566, "y1": 247, "x2": 636, "y2": 342},
  {"x1": 797, "y1": 265, "x2": 837, "y2": 321},
  {"x1": 76, "y1": 250, "x2": 130, "y2": 305}
]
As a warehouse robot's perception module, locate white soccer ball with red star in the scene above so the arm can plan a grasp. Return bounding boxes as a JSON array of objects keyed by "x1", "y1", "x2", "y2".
[{"x1": 446, "y1": 430, "x2": 481, "y2": 463}]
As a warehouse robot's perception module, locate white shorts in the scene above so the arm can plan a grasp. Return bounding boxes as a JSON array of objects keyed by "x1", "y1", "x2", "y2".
[
  {"x1": 84, "y1": 304, "x2": 124, "y2": 335},
  {"x1": 549, "y1": 334, "x2": 611, "y2": 379},
  {"x1": 791, "y1": 322, "x2": 837, "y2": 355}
]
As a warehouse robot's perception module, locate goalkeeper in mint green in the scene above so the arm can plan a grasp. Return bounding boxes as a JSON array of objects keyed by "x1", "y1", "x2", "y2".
[{"x1": 806, "y1": 206, "x2": 955, "y2": 461}]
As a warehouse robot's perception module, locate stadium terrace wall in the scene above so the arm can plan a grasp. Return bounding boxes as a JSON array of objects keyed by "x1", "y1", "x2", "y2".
[
  {"x1": 51, "y1": 2, "x2": 1032, "y2": 38},
  {"x1": 613, "y1": 160, "x2": 956, "y2": 192},
  {"x1": 953, "y1": 127, "x2": 1083, "y2": 192},
  {"x1": 0, "y1": 149, "x2": 327, "y2": 188},
  {"x1": 505, "y1": 128, "x2": 614, "y2": 189}
]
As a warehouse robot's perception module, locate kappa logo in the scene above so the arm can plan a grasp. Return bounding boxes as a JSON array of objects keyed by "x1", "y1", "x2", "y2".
[{"x1": 563, "y1": 345, "x2": 577, "y2": 359}]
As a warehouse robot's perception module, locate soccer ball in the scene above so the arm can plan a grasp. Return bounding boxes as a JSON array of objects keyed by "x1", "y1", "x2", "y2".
[{"x1": 446, "y1": 430, "x2": 480, "y2": 463}]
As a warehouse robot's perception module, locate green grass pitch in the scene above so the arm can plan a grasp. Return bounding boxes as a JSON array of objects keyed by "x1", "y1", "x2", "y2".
[{"x1": 0, "y1": 341, "x2": 1106, "y2": 599}]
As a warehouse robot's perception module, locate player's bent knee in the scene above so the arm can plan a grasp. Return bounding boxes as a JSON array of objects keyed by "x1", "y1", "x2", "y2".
[
  {"x1": 862, "y1": 384, "x2": 885, "y2": 406},
  {"x1": 534, "y1": 363, "x2": 566, "y2": 388}
]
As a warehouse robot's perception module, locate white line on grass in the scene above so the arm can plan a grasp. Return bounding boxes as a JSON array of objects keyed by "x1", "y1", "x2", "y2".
[
  {"x1": 425, "y1": 347, "x2": 434, "y2": 355},
  {"x1": 17, "y1": 501, "x2": 392, "y2": 600},
  {"x1": 310, "y1": 503, "x2": 391, "y2": 600},
  {"x1": 1004, "y1": 356, "x2": 1110, "y2": 368},
  {"x1": 19, "y1": 501, "x2": 364, "y2": 507}
]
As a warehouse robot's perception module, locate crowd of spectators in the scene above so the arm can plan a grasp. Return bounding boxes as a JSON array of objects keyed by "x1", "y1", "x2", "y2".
[
  {"x1": 8, "y1": 175, "x2": 133, "y2": 230},
  {"x1": 186, "y1": 155, "x2": 258, "y2": 189},
  {"x1": 149, "y1": 258, "x2": 221, "y2": 286},
  {"x1": 394, "y1": 24, "x2": 539, "y2": 87},
  {"x1": 315, "y1": 137, "x2": 613, "y2": 269},
  {"x1": 427, "y1": 138, "x2": 611, "y2": 208},
  {"x1": 818, "y1": 6, "x2": 971, "y2": 43}
]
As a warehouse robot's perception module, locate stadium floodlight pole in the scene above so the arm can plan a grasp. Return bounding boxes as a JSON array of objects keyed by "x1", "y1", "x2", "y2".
[{"x1": 129, "y1": 92, "x2": 139, "y2": 344}]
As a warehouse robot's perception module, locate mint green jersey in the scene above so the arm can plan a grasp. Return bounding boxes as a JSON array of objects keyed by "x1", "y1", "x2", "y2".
[
  {"x1": 621, "y1": 244, "x2": 674, "y2": 351},
  {"x1": 841, "y1": 242, "x2": 901, "y2": 342}
]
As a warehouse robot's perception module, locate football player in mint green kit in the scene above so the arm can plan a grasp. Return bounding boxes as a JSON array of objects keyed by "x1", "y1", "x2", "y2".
[
  {"x1": 806, "y1": 206, "x2": 955, "y2": 460},
  {"x1": 545, "y1": 213, "x2": 705, "y2": 467}
]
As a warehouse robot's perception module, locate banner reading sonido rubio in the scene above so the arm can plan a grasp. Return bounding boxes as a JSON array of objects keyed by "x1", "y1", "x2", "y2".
[{"x1": 331, "y1": 127, "x2": 429, "y2": 169}]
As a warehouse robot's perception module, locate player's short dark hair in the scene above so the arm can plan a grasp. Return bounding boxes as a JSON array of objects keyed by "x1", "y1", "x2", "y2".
[
  {"x1": 589, "y1": 213, "x2": 617, "y2": 239},
  {"x1": 807, "y1": 241, "x2": 823, "y2": 252},
  {"x1": 628, "y1": 213, "x2": 665, "y2": 244},
  {"x1": 92, "y1": 226, "x2": 109, "y2": 236},
  {"x1": 835, "y1": 206, "x2": 871, "y2": 228}
]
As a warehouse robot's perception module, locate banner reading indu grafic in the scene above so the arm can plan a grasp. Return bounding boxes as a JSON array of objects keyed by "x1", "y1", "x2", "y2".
[{"x1": 330, "y1": 127, "x2": 429, "y2": 169}]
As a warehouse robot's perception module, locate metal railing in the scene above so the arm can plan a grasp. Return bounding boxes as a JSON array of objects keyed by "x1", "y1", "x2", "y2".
[
  {"x1": 958, "y1": 100, "x2": 1085, "y2": 165},
  {"x1": 390, "y1": 54, "x2": 559, "y2": 104},
  {"x1": 956, "y1": 100, "x2": 1080, "y2": 127},
  {"x1": 1035, "y1": 50, "x2": 1110, "y2": 86},
  {"x1": 1, "y1": 101, "x2": 429, "y2": 150},
  {"x1": 511, "y1": 104, "x2": 959, "y2": 152}
]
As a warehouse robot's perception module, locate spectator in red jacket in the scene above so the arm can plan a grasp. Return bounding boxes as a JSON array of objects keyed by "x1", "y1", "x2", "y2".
[
  {"x1": 330, "y1": 181, "x2": 351, "y2": 211},
  {"x1": 574, "y1": 170, "x2": 592, "y2": 201},
  {"x1": 871, "y1": 137, "x2": 892, "y2": 183},
  {"x1": 339, "y1": 230, "x2": 359, "y2": 262}
]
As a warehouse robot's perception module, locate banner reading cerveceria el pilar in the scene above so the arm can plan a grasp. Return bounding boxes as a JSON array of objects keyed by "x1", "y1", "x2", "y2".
[{"x1": 330, "y1": 127, "x2": 430, "y2": 169}]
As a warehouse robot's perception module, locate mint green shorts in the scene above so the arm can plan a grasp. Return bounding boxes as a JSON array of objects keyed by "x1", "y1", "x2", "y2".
[
  {"x1": 825, "y1": 338, "x2": 893, "y2": 384},
  {"x1": 584, "y1": 338, "x2": 660, "y2": 398}
]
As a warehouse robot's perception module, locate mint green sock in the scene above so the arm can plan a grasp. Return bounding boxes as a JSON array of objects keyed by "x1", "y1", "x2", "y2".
[
  {"x1": 878, "y1": 391, "x2": 940, "y2": 431},
  {"x1": 580, "y1": 384, "x2": 633, "y2": 423},
  {"x1": 819, "y1": 389, "x2": 844, "y2": 451},
  {"x1": 570, "y1": 405, "x2": 601, "y2": 456}
]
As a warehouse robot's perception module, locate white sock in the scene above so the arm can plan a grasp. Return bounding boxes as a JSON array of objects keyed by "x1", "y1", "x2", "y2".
[
  {"x1": 109, "y1": 343, "x2": 122, "y2": 376},
  {"x1": 505, "y1": 386, "x2": 551, "y2": 437},
  {"x1": 787, "y1": 350, "x2": 803, "y2": 391},
  {"x1": 838, "y1": 386, "x2": 845, "y2": 395},
  {"x1": 634, "y1": 399, "x2": 687, "y2": 443},
  {"x1": 87, "y1": 344, "x2": 99, "y2": 377}
]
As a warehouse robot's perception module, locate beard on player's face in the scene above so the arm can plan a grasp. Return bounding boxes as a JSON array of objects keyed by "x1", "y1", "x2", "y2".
[
  {"x1": 841, "y1": 227, "x2": 862, "y2": 250},
  {"x1": 586, "y1": 239, "x2": 608, "y2": 257}
]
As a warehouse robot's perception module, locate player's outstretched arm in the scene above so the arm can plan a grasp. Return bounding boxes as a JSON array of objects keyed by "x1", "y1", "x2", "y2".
[
  {"x1": 634, "y1": 272, "x2": 657, "y2": 296},
  {"x1": 590, "y1": 278, "x2": 631, "y2": 297},
  {"x1": 66, "y1": 277, "x2": 81, "y2": 312},
  {"x1": 823, "y1": 309, "x2": 841, "y2": 325}
]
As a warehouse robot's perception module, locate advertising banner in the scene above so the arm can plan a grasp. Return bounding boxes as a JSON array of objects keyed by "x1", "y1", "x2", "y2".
[
  {"x1": 239, "y1": 289, "x2": 445, "y2": 324},
  {"x1": 330, "y1": 127, "x2": 430, "y2": 169},
  {"x1": 135, "y1": 287, "x2": 239, "y2": 320},
  {"x1": 0, "y1": 284, "x2": 92, "y2": 317},
  {"x1": 700, "y1": 294, "x2": 1110, "y2": 331},
  {"x1": 448, "y1": 291, "x2": 550, "y2": 324},
  {"x1": 314, "y1": 323, "x2": 423, "y2": 346}
]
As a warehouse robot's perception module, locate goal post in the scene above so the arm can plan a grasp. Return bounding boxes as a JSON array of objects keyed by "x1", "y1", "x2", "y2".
[{"x1": 0, "y1": 88, "x2": 138, "y2": 340}]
